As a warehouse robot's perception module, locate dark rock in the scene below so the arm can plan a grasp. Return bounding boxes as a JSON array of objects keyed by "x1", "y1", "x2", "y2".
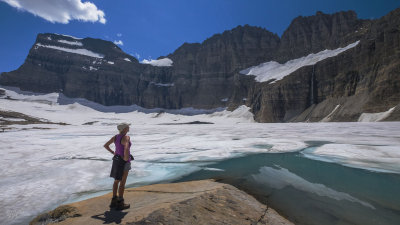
[
  {"x1": 242, "y1": 8, "x2": 400, "y2": 122},
  {"x1": 1, "y1": 8, "x2": 400, "y2": 122},
  {"x1": 276, "y1": 10, "x2": 366, "y2": 62},
  {"x1": 159, "y1": 121, "x2": 214, "y2": 125},
  {"x1": 0, "y1": 27, "x2": 277, "y2": 110},
  {"x1": 0, "y1": 109, "x2": 68, "y2": 126}
]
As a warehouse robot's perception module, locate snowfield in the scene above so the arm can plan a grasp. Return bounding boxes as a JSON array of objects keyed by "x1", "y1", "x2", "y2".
[
  {"x1": 141, "y1": 58, "x2": 173, "y2": 67},
  {"x1": 240, "y1": 41, "x2": 359, "y2": 83},
  {"x1": 358, "y1": 107, "x2": 396, "y2": 122},
  {"x1": 0, "y1": 86, "x2": 399, "y2": 225}
]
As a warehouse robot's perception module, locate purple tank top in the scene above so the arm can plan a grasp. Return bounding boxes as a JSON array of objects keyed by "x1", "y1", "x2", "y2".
[{"x1": 114, "y1": 134, "x2": 132, "y2": 162}]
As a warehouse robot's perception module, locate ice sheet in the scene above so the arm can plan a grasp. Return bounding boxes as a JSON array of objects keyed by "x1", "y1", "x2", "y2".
[
  {"x1": 302, "y1": 144, "x2": 400, "y2": 173},
  {"x1": 0, "y1": 87, "x2": 400, "y2": 224},
  {"x1": 252, "y1": 166, "x2": 374, "y2": 209}
]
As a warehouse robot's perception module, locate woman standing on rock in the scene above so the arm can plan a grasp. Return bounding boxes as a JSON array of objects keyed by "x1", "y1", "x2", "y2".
[{"x1": 104, "y1": 123, "x2": 132, "y2": 210}]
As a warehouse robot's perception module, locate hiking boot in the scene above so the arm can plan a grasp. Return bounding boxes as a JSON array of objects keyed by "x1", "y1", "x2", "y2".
[
  {"x1": 109, "y1": 196, "x2": 118, "y2": 208},
  {"x1": 116, "y1": 197, "x2": 130, "y2": 210}
]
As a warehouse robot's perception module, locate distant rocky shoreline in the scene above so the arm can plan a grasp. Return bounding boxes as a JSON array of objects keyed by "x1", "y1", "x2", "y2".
[{"x1": 30, "y1": 180, "x2": 293, "y2": 225}]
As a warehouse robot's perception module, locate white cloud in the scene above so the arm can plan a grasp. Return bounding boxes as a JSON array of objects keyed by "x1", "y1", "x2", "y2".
[
  {"x1": 113, "y1": 40, "x2": 123, "y2": 46},
  {"x1": 117, "y1": 33, "x2": 122, "y2": 37},
  {"x1": 1, "y1": 0, "x2": 106, "y2": 24}
]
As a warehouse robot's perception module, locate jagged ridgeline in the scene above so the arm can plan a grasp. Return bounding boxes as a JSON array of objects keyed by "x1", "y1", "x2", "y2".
[{"x1": 1, "y1": 9, "x2": 399, "y2": 122}]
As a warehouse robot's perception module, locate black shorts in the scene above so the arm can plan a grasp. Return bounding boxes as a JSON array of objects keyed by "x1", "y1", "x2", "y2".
[{"x1": 110, "y1": 155, "x2": 127, "y2": 180}]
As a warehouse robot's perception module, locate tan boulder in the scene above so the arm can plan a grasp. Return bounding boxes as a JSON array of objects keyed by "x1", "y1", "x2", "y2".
[{"x1": 30, "y1": 179, "x2": 293, "y2": 225}]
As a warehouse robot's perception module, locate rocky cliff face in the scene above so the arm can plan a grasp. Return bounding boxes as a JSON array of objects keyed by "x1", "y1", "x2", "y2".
[
  {"x1": 276, "y1": 10, "x2": 366, "y2": 62},
  {"x1": 242, "y1": 8, "x2": 400, "y2": 122},
  {"x1": 169, "y1": 25, "x2": 280, "y2": 74},
  {"x1": 1, "y1": 8, "x2": 399, "y2": 122},
  {"x1": 0, "y1": 25, "x2": 279, "y2": 110}
]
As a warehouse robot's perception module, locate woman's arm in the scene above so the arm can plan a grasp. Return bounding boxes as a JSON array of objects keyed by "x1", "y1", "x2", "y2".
[
  {"x1": 122, "y1": 136, "x2": 130, "y2": 161},
  {"x1": 103, "y1": 136, "x2": 115, "y2": 155}
]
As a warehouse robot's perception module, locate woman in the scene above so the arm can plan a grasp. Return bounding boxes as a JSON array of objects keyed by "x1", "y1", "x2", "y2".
[{"x1": 104, "y1": 122, "x2": 132, "y2": 210}]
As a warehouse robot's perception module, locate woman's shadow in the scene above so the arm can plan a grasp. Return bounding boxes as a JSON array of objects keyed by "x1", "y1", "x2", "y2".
[{"x1": 91, "y1": 209, "x2": 128, "y2": 224}]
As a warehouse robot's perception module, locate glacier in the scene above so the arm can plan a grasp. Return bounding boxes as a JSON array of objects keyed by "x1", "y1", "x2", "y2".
[{"x1": 240, "y1": 41, "x2": 360, "y2": 83}]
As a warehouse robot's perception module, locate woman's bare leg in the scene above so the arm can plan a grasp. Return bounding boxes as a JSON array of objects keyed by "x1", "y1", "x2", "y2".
[
  {"x1": 113, "y1": 180, "x2": 119, "y2": 197},
  {"x1": 118, "y1": 170, "x2": 129, "y2": 198}
]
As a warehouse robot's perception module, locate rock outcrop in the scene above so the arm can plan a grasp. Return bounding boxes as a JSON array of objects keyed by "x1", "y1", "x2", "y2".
[
  {"x1": 1, "y1": 8, "x2": 400, "y2": 122},
  {"x1": 30, "y1": 180, "x2": 293, "y2": 225},
  {"x1": 242, "y1": 7, "x2": 400, "y2": 122},
  {"x1": 0, "y1": 25, "x2": 279, "y2": 110},
  {"x1": 276, "y1": 10, "x2": 366, "y2": 62}
]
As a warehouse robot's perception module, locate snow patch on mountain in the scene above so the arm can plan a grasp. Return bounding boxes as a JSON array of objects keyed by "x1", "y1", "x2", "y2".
[
  {"x1": 36, "y1": 43, "x2": 104, "y2": 58},
  {"x1": 141, "y1": 58, "x2": 173, "y2": 67},
  {"x1": 55, "y1": 34, "x2": 82, "y2": 40},
  {"x1": 358, "y1": 107, "x2": 396, "y2": 122},
  {"x1": 150, "y1": 82, "x2": 174, "y2": 87},
  {"x1": 57, "y1": 39, "x2": 83, "y2": 46},
  {"x1": 89, "y1": 66, "x2": 98, "y2": 71},
  {"x1": 241, "y1": 41, "x2": 360, "y2": 83},
  {"x1": 321, "y1": 105, "x2": 341, "y2": 122},
  {"x1": 221, "y1": 98, "x2": 228, "y2": 102}
]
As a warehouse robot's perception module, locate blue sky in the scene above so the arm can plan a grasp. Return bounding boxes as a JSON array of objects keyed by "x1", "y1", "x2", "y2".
[{"x1": 0, "y1": 0, "x2": 399, "y2": 73}]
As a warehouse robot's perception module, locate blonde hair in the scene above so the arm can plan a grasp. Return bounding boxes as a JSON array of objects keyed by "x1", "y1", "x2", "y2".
[{"x1": 117, "y1": 123, "x2": 130, "y2": 132}]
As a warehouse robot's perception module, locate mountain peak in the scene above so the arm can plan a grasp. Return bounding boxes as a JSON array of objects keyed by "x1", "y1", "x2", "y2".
[{"x1": 34, "y1": 33, "x2": 136, "y2": 62}]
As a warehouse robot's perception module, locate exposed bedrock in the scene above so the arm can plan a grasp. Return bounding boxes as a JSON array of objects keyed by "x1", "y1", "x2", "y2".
[
  {"x1": 233, "y1": 8, "x2": 400, "y2": 122},
  {"x1": 30, "y1": 180, "x2": 293, "y2": 225}
]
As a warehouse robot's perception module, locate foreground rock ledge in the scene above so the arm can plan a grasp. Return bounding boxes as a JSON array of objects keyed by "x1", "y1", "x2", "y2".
[{"x1": 31, "y1": 179, "x2": 293, "y2": 225}]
